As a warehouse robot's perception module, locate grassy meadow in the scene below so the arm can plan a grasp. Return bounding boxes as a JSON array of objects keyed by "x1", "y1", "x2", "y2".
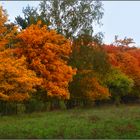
[{"x1": 0, "y1": 104, "x2": 140, "y2": 139}]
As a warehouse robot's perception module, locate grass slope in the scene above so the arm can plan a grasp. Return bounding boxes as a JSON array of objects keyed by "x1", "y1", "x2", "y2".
[{"x1": 0, "y1": 105, "x2": 140, "y2": 139}]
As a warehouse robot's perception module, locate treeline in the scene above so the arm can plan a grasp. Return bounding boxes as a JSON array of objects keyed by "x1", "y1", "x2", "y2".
[{"x1": 0, "y1": 1, "x2": 140, "y2": 115}]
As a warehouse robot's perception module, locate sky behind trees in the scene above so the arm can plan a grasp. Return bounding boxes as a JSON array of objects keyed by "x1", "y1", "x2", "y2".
[{"x1": 1, "y1": 1, "x2": 140, "y2": 46}]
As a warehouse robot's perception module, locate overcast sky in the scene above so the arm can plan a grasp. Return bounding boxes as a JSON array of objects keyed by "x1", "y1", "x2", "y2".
[{"x1": 1, "y1": 1, "x2": 140, "y2": 46}]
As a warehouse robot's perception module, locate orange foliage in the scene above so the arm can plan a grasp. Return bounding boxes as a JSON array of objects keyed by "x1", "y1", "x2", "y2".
[
  {"x1": 81, "y1": 77, "x2": 110, "y2": 101},
  {"x1": 0, "y1": 6, "x2": 42, "y2": 102},
  {"x1": 104, "y1": 44, "x2": 140, "y2": 89},
  {"x1": 127, "y1": 48, "x2": 140, "y2": 67},
  {"x1": 0, "y1": 49, "x2": 42, "y2": 102},
  {"x1": 15, "y1": 21, "x2": 76, "y2": 99},
  {"x1": 69, "y1": 70, "x2": 110, "y2": 101}
]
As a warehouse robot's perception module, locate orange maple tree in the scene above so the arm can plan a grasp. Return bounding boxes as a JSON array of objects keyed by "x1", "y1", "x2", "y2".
[
  {"x1": 0, "y1": 7, "x2": 42, "y2": 102},
  {"x1": 0, "y1": 49, "x2": 42, "y2": 102},
  {"x1": 15, "y1": 21, "x2": 76, "y2": 99}
]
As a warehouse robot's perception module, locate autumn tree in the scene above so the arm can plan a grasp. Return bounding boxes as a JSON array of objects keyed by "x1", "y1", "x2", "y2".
[
  {"x1": 127, "y1": 48, "x2": 140, "y2": 67},
  {"x1": 104, "y1": 44, "x2": 140, "y2": 99},
  {"x1": 0, "y1": 49, "x2": 42, "y2": 102},
  {"x1": 0, "y1": 6, "x2": 43, "y2": 114},
  {"x1": 105, "y1": 68, "x2": 134, "y2": 106},
  {"x1": 0, "y1": 6, "x2": 42, "y2": 102},
  {"x1": 14, "y1": 21, "x2": 76, "y2": 100},
  {"x1": 67, "y1": 35, "x2": 110, "y2": 108},
  {"x1": 125, "y1": 48, "x2": 140, "y2": 99},
  {"x1": 68, "y1": 70, "x2": 110, "y2": 107}
]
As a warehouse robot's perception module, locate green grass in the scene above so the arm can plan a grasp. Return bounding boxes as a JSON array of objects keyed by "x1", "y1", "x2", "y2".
[{"x1": 0, "y1": 104, "x2": 140, "y2": 139}]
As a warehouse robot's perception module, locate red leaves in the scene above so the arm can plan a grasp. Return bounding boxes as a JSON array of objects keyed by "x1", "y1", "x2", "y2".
[{"x1": 104, "y1": 44, "x2": 140, "y2": 90}]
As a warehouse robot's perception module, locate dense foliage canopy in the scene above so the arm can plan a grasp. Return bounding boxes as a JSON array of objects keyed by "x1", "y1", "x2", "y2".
[{"x1": 0, "y1": 3, "x2": 140, "y2": 114}]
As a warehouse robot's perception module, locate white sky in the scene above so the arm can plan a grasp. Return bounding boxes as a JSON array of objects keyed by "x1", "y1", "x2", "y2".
[{"x1": 1, "y1": 1, "x2": 140, "y2": 46}]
